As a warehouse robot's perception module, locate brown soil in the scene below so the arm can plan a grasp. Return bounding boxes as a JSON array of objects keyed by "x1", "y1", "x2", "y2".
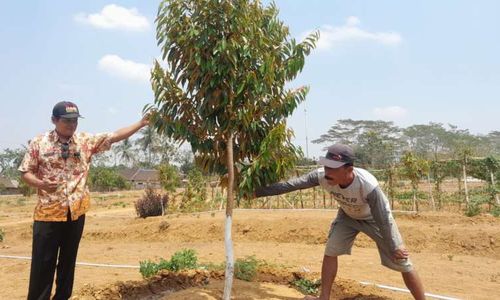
[
  {"x1": 0, "y1": 191, "x2": 499, "y2": 299},
  {"x1": 73, "y1": 269, "x2": 405, "y2": 300}
]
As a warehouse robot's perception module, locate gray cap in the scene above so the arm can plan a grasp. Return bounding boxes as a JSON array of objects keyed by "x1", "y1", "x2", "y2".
[{"x1": 318, "y1": 144, "x2": 355, "y2": 168}]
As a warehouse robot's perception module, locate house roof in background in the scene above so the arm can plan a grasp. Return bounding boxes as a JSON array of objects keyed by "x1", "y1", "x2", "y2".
[
  {"x1": 118, "y1": 168, "x2": 159, "y2": 182},
  {"x1": 0, "y1": 176, "x2": 19, "y2": 189}
]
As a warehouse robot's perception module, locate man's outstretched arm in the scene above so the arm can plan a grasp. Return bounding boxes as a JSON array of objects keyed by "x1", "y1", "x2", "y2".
[
  {"x1": 109, "y1": 114, "x2": 150, "y2": 144},
  {"x1": 255, "y1": 169, "x2": 321, "y2": 197}
]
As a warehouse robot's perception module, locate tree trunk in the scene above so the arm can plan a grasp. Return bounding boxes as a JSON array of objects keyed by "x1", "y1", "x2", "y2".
[
  {"x1": 490, "y1": 171, "x2": 500, "y2": 206},
  {"x1": 412, "y1": 186, "x2": 418, "y2": 212},
  {"x1": 463, "y1": 161, "x2": 469, "y2": 208},
  {"x1": 428, "y1": 173, "x2": 435, "y2": 211},
  {"x1": 312, "y1": 187, "x2": 316, "y2": 208},
  {"x1": 160, "y1": 197, "x2": 165, "y2": 216},
  {"x1": 322, "y1": 189, "x2": 326, "y2": 209},
  {"x1": 223, "y1": 133, "x2": 235, "y2": 300}
]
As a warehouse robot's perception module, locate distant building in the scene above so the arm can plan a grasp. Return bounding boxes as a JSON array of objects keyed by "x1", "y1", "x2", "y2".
[
  {"x1": 118, "y1": 168, "x2": 161, "y2": 189},
  {"x1": 0, "y1": 176, "x2": 19, "y2": 194}
]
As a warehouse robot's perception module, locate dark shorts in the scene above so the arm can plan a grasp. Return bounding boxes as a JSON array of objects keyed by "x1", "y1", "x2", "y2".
[{"x1": 324, "y1": 215, "x2": 413, "y2": 272}]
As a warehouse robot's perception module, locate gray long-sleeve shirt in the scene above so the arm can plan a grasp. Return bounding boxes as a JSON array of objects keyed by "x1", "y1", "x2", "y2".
[{"x1": 255, "y1": 167, "x2": 399, "y2": 251}]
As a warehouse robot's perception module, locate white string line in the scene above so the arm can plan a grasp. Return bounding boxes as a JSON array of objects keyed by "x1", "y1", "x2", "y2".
[
  {"x1": 0, "y1": 255, "x2": 138, "y2": 269},
  {"x1": 0, "y1": 255, "x2": 461, "y2": 299},
  {"x1": 360, "y1": 281, "x2": 461, "y2": 300}
]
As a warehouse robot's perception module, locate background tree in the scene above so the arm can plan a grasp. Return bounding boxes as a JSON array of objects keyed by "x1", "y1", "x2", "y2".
[
  {"x1": 484, "y1": 156, "x2": 500, "y2": 206},
  {"x1": 469, "y1": 156, "x2": 500, "y2": 207},
  {"x1": 114, "y1": 138, "x2": 136, "y2": 167},
  {"x1": 403, "y1": 123, "x2": 452, "y2": 160},
  {"x1": 449, "y1": 128, "x2": 480, "y2": 208},
  {"x1": 430, "y1": 160, "x2": 451, "y2": 209},
  {"x1": 181, "y1": 167, "x2": 208, "y2": 212},
  {"x1": 401, "y1": 151, "x2": 429, "y2": 212},
  {"x1": 88, "y1": 166, "x2": 130, "y2": 192},
  {"x1": 149, "y1": 0, "x2": 318, "y2": 297},
  {"x1": 487, "y1": 131, "x2": 500, "y2": 155},
  {"x1": 0, "y1": 147, "x2": 26, "y2": 179},
  {"x1": 157, "y1": 163, "x2": 181, "y2": 193},
  {"x1": 177, "y1": 149, "x2": 196, "y2": 175},
  {"x1": 312, "y1": 119, "x2": 402, "y2": 168},
  {"x1": 383, "y1": 163, "x2": 398, "y2": 209},
  {"x1": 135, "y1": 126, "x2": 159, "y2": 167}
]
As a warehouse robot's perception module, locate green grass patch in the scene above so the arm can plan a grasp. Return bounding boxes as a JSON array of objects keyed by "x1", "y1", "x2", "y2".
[
  {"x1": 139, "y1": 249, "x2": 198, "y2": 278},
  {"x1": 293, "y1": 278, "x2": 321, "y2": 295},
  {"x1": 234, "y1": 255, "x2": 258, "y2": 281}
]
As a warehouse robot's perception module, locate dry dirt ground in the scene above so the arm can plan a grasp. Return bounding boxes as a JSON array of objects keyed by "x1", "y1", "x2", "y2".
[{"x1": 0, "y1": 191, "x2": 499, "y2": 300}]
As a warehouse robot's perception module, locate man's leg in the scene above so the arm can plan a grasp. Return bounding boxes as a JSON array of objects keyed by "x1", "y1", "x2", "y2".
[
  {"x1": 53, "y1": 214, "x2": 85, "y2": 300},
  {"x1": 359, "y1": 219, "x2": 426, "y2": 300},
  {"x1": 305, "y1": 214, "x2": 358, "y2": 300},
  {"x1": 402, "y1": 269, "x2": 426, "y2": 300},
  {"x1": 319, "y1": 255, "x2": 338, "y2": 299},
  {"x1": 27, "y1": 221, "x2": 61, "y2": 300},
  {"x1": 303, "y1": 255, "x2": 338, "y2": 300}
]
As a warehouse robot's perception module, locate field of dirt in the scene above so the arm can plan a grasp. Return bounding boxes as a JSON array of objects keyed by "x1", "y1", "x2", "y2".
[{"x1": 0, "y1": 191, "x2": 499, "y2": 299}]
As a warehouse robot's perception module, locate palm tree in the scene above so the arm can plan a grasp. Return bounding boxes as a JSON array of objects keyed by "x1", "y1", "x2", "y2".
[
  {"x1": 115, "y1": 138, "x2": 135, "y2": 167},
  {"x1": 135, "y1": 127, "x2": 158, "y2": 167}
]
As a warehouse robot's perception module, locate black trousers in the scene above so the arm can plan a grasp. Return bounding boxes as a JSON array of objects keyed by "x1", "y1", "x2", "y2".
[{"x1": 27, "y1": 213, "x2": 85, "y2": 300}]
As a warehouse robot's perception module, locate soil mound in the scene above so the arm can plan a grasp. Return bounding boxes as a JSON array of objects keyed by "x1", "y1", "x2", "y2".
[{"x1": 73, "y1": 269, "x2": 405, "y2": 300}]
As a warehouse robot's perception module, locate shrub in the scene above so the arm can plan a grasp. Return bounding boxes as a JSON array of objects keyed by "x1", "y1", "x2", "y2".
[
  {"x1": 180, "y1": 168, "x2": 207, "y2": 212},
  {"x1": 234, "y1": 255, "x2": 258, "y2": 281},
  {"x1": 490, "y1": 205, "x2": 500, "y2": 217},
  {"x1": 465, "y1": 202, "x2": 481, "y2": 217},
  {"x1": 158, "y1": 163, "x2": 181, "y2": 193},
  {"x1": 169, "y1": 249, "x2": 198, "y2": 271},
  {"x1": 139, "y1": 260, "x2": 160, "y2": 278},
  {"x1": 139, "y1": 249, "x2": 198, "y2": 278},
  {"x1": 135, "y1": 188, "x2": 169, "y2": 218},
  {"x1": 88, "y1": 166, "x2": 131, "y2": 192},
  {"x1": 18, "y1": 180, "x2": 35, "y2": 197},
  {"x1": 0, "y1": 228, "x2": 4, "y2": 242},
  {"x1": 293, "y1": 278, "x2": 321, "y2": 295}
]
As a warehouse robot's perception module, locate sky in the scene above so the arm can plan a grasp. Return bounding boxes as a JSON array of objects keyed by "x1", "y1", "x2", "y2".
[{"x1": 1, "y1": 0, "x2": 499, "y2": 159}]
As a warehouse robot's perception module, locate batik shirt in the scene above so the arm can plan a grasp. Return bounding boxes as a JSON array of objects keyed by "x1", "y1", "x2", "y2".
[{"x1": 18, "y1": 130, "x2": 112, "y2": 221}]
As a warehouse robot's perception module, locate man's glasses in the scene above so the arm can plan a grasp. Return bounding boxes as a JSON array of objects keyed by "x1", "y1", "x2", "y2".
[{"x1": 60, "y1": 143, "x2": 80, "y2": 160}]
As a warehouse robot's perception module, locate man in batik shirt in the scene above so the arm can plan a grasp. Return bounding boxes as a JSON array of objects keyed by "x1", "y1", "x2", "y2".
[{"x1": 19, "y1": 101, "x2": 150, "y2": 300}]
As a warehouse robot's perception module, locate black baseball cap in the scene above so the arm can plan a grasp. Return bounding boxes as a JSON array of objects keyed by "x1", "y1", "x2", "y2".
[
  {"x1": 52, "y1": 101, "x2": 83, "y2": 119},
  {"x1": 318, "y1": 144, "x2": 355, "y2": 168}
]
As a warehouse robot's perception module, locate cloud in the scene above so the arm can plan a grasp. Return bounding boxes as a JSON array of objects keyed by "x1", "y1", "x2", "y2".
[
  {"x1": 306, "y1": 16, "x2": 402, "y2": 50},
  {"x1": 98, "y1": 55, "x2": 150, "y2": 82},
  {"x1": 373, "y1": 106, "x2": 408, "y2": 120},
  {"x1": 75, "y1": 4, "x2": 149, "y2": 31}
]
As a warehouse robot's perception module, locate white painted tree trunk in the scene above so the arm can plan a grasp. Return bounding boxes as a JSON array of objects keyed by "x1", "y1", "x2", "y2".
[
  {"x1": 223, "y1": 133, "x2": 235, "y2": 300},
  {"x1": 428, "y1": 174, "x2": 435, "y2": 211},
  {"x1": 223, "y1": 215, "x2": 234, "y2": 299},
  {"x1": 490, "y1": 171, "x2": 500, "y2": 205},
  {"x1": 463, "y1": 163, "x2": 469, "y2": 207}
]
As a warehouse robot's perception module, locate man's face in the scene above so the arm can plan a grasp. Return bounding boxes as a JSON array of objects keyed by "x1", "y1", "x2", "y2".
[
  {"x1": 324, "y1": 165, "x2": 352, "y2": 186},
  {"x1": 53, "y1": 117, "x2": 78, "y2": 137}
]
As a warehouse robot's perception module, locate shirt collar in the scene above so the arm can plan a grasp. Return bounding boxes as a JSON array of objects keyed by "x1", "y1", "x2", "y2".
[{"x1": 49, "y1": 130, "x2": 78, "y2": 145}]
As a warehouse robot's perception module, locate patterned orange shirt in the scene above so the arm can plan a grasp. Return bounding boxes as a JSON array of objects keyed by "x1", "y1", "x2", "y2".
[{"x1": 18, "y1": 130, "x2": 112, "y2": 221}]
